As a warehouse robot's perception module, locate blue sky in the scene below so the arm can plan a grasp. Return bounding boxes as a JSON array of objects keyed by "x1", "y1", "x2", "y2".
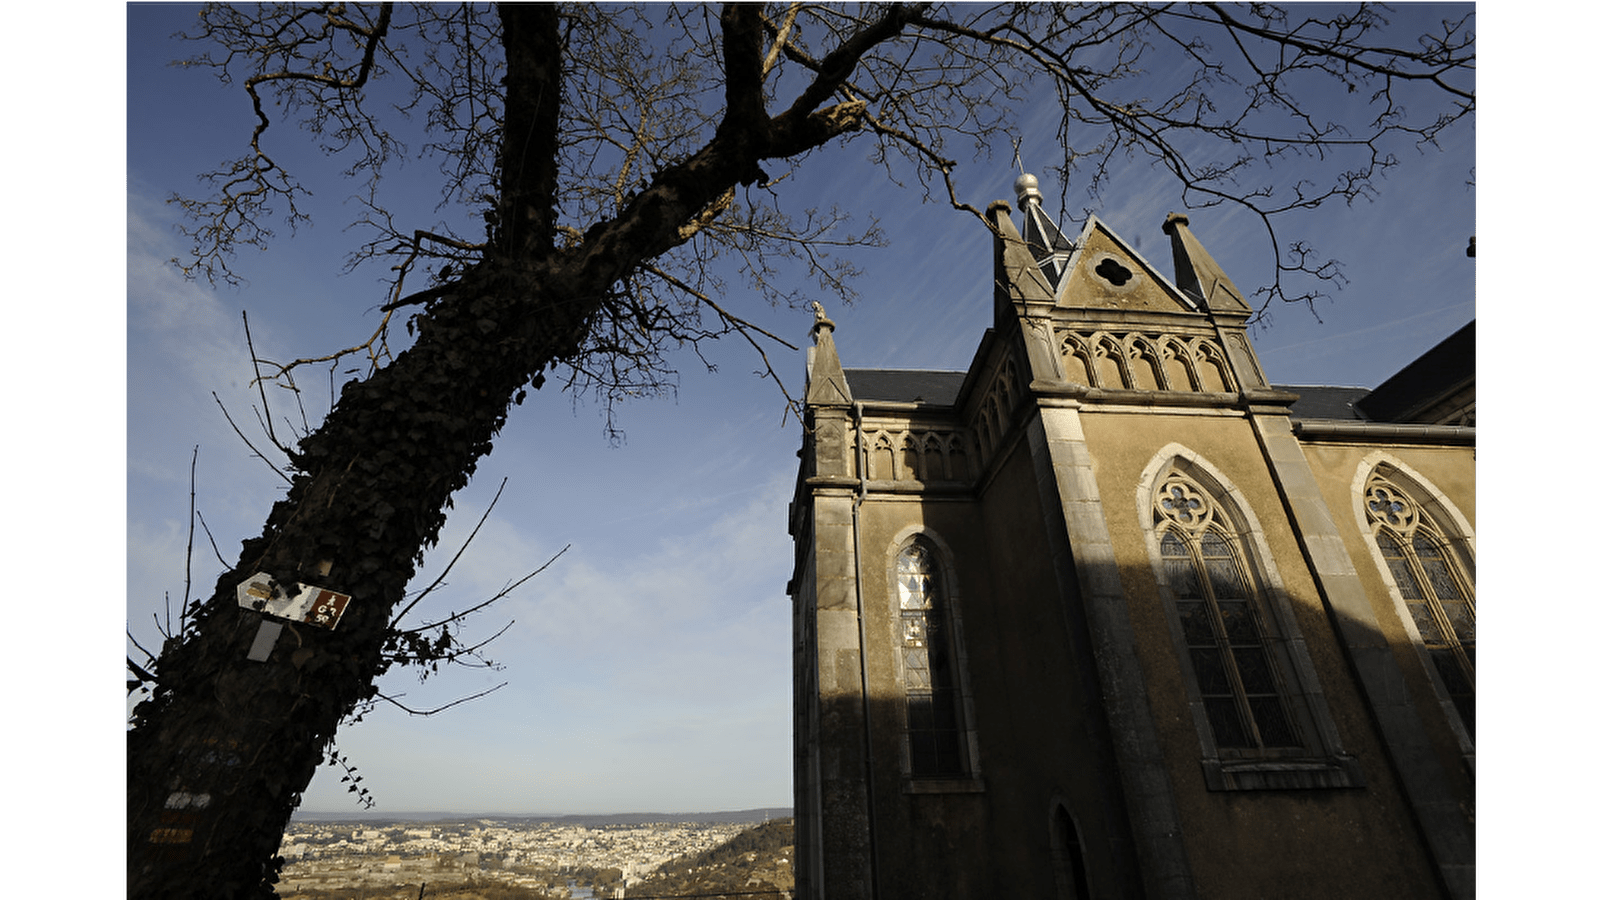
[{"x1": 117, "y1": 3, "x2": 1489, "y2": 821}]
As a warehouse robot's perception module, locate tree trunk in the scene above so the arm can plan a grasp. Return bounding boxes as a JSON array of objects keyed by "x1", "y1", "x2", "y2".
[{"x1": 127, "y1": 262, "x2": 593, "y2": 898}]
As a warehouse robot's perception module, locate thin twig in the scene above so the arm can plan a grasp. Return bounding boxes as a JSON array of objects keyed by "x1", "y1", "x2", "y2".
[
  {"x1": 241, "y1": 311, "x2": 288, "y2": 455},
  {"x1": 290, "y1": 370, "x2": 312, "y2": 437},
  {"x1": 213, "y1": 392, "x2": 292, "y2": 484},
  {"x1": 374, "y1": 682, "x2": 509, "y2": 716},
  {"x1": 448, "y1": 620, "x2": 514, "y2": 659},
  {"x1": 181, "y1": 445, "x2": 199, "y2": 636},
  {"x1": 195, "y1": 509, "x2": 229, "y2": 569},
  {"x1": 128, "y1": 656, "x2": 162, "y2": 692},
  {"x1": 128, "y1": 628, "x2": 160, "y2": 666},
  {"x1": 641, "y1": 263, "x2": 804, "y2": 419},
  {"x1": 391, "y1": 479, "x2": 511, "y2": 627},
  {"x1": 379, "y1": 229, "x2": 484, "y2": 311},
  {"x1": 388, "y1": 619, "x2": 515, "y2": 669},
  {"x1": 398, "y1": 545, "x2": 570, "y2": 636}
]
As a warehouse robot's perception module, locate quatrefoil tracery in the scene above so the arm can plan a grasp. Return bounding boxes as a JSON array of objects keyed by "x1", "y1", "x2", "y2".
[
  {"x1": 1156, "y1": 475, "x2": 1214, "y2": 532},
  {"x1": 1364, "y1": 480, "x2": 1418, "y2": 533}
]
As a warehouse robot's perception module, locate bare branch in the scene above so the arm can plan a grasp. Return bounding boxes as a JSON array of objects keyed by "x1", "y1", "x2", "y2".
[
  {"x1": 778, "y1": 3, "x2": 925, "y2": 123},
  {"x1": 374, "y1": 682, "x2": 509, "y2": 717},
  {"x1": 762, "y1": 4, "x2": 804, "y2": 77},
  {"x1": 128, "y1": 656, "x2": 162, "y2": 694},
  {"x1": 397, "y1": 544, "x2": 570, "y2": 637},
  {"x1": 240, "y1": 311, "x2": 289, "y2": 455},
  {"x1": 194, "y1": 509, "x2": 229, "y2": 569},
  {"x1": 250, "y1": 305, "x2": 399, "y2": 388},
  {"x1": 180, "y1": 445, "x2": 200, "y2": 636},
  {"x1": 128, "y1": 629, "x2": 161, "y2": 668},
  {"x1": 856, "y1": 103, "x2": 992, "y2": 228},
  {"x1": 1198, "y1": 3, "x2": 1474, "y2": 102},
  {"x1": 391, "y1": 478, "x2": 514, "y2": 628},
  {"x1": 171, "y1": 3, "x2": 397, "y2": 283},
  {"x1": 643, "y1": 262, "x2": 804, "y2": 418},
  {"x1": 378, "y1": 230, "x2": 487, "y2": 312},
  {"x1": 212, "y1": 392, "x2": 291, "y2": 484}
]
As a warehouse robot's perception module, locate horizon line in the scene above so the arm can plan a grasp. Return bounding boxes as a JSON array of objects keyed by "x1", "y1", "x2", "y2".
[{"x1": 292, "y1": 806, "x2": 794, "y2": 819}]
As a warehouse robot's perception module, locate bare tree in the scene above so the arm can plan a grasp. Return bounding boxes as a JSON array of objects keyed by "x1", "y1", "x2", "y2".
[{"x1": 127, "y1": 4, "x2": 1473, "y2": 897}]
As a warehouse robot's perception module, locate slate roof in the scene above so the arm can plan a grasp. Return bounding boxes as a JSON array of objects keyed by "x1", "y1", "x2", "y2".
[
  {"x1": 1355, "y1": 321, "x2": 1474, "y2": 423},
  {"x1": 846, "y1": 366, "x2": 1390, "y2": 420},
  {"x1": 843, "y1": 368, "x2": 967, "y2": 406},
  {"x1": 836, "y1": 360, "x2": 1480, "y2": 430},
  {"x1": 1279, "y1": 321, "x2": 1474, "y2": 424},
  {"x1": 1276, "y1": 385, "x2": 1374, "y2": 421}
]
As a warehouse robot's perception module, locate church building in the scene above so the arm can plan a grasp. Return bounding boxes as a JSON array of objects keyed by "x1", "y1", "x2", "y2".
[{"x1": 785, "y1": 174, "x2": 1474, "y2": 899}]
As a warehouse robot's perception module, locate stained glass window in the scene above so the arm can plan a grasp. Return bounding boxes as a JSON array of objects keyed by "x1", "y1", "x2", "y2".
[
  {"x1": 897, "y1": 541, "x2": 965, "y2": 776},
  {"x1": 1366, "y1": 475, "x2": 1475, "y2": 739},
  {"x1": 1156, "y1": 474, "x2": 1300, "y2": 751}
]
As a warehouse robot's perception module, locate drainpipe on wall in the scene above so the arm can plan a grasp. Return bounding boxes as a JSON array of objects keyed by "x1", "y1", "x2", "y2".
[{"x1": 851, "y1": 400, "x2": 882, "y2": 900}]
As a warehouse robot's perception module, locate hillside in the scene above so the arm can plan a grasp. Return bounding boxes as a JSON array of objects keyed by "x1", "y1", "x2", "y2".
[
  {"x1": 290, "y1": 808, "x2": 792, "y2": 826},
  {"x1": 626, "y1": 818, "x2": 794, "y2": 899}
]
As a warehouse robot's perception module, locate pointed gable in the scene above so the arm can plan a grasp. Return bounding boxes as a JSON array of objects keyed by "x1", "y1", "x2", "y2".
[{"x1": 1056, "y1": 217, "x2": 1199, "y2": 313}]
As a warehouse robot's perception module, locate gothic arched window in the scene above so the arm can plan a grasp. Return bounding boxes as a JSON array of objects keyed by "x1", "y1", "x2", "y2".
[
  {"x1": 1141, "y1": 448, "x2": 1363, "y2": 791},
  {"x1": 1155, "y1": 473, "x2": 1299, "y2": 751},
  {"x1": 1364, "y1": 472, "x2": 1476, "y2": 739},
  {"x1": 896, "y1": 540, "x2": 967, "y2": 777}
]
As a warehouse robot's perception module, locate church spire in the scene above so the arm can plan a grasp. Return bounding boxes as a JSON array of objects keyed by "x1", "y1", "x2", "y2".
[
  {"x1": 804, "y1": 301, "x2": 853, "y2": 407},
  {"x1": 1013, "y1": 172, "x2": 1076, "y2": 292},
  {"x1": 1162, "y1": 212, "x2": 1251, "y2": 314}
]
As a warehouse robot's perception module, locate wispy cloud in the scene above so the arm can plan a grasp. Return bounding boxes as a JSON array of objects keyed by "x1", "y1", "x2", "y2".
[
  {"x1": 127, "y1": 190, "x2": 295, "y2": 625},
  {"x1": 293, "y1": 478, "x2": 795, "y2": 813}
]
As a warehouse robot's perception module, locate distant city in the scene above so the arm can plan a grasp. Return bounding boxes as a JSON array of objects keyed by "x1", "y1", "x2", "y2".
[
  {"x1": 292, "y1": 807, "x2": 793, "y2": 825},
  {"x1": 276, "y1": 809, "x2": 795, "y2": 899}
]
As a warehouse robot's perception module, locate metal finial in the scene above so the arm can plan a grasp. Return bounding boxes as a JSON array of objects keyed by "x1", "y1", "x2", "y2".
[
  {"x1": 1014, "y1": 172, "x2": 1042, "y2": 207},
  {"x1": 1010, "y1": 138, "x2": 1043, "y2": 207}
]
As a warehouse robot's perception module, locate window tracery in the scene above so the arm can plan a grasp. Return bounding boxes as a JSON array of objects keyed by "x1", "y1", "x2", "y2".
[
  {"x1": 896, "y1": 540, "x2": 966, "y2": 777},
  {"x1": 1363, "y1": 472, "x2": 1476, "y2": 739},
  {"x1": 1155, "y1": 472, "x2": 1299, "y2": 752},
  {"x1": 1140, "y1": 447, "x2": 1363, "y2": 790}
]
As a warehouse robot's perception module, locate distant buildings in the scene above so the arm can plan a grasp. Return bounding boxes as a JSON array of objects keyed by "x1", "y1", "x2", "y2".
[
  {"x1": 788, "y1": 174, "x2": 1474, "y2": 899},
  {"x1": 275, "y1": 818, "x2": 748, "y2": 896}
]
